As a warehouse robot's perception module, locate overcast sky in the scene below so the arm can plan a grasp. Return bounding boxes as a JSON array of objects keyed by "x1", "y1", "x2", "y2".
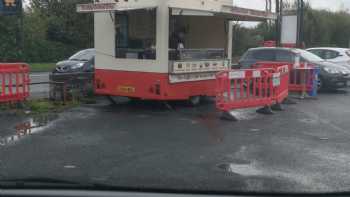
[
  {"x1": 235, "y1": 0, "x2": 349, "y2": 11},
  {"x1": 23, "y1": 0, "x2": 349, "y2": 11},
  {"x1": 235, "y1": 0, "x2": 349, "y2": 27}
]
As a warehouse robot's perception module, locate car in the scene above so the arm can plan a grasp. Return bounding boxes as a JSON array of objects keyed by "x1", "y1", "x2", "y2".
[
  {"x1": 307, "y1": 47, "x2": 350, "y2": 70},
  {"x1": 53, "y1": 48, "x2": 96, "y2": 73},
  {"x1": 238, "y1": 47, "x2": 350, "y2": 90}
]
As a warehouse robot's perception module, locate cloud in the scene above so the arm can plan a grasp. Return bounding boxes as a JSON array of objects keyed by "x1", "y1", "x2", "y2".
[
  {"x1": 307, "y1": 0, "x2": 345, "y2": 11},
  {"x1": 235, "y1": 0, "x2": 348, "y2": 11},
  {"x1": 235, "y1": 0, "x2": 266, "y2": 10}
]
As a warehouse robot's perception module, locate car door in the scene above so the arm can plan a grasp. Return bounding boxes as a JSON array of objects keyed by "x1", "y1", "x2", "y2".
[{"x1": 81, "y1": 55, "x2": 95, "y2": 73}]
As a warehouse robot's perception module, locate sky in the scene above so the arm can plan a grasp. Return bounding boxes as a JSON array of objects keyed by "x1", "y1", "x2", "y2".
[
  {"x1": 235, "y1": 0, "x2": 349, "y2": 27},
  {"x1": 235, "y1": 0, "x2": 350, "y2": 11},
  {"x1": 22, "y1": 0, "x2": 350, "y2": 11}
]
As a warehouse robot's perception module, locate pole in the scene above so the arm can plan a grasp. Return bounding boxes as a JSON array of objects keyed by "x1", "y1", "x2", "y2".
[
  {"x1": 296, "y1": 0, "x2": 304, "y2": 48},
  {"x1": 299, "y1": 0, "x2": 305, "y2": 48},
  {"x1": 14, "y1": 0, "x2": 24, "y2": 61},
  {"x1": 19, "y1": 0, "x2": 24, "y2": 61},
  {"x1": 276, "y1": 0, "x2": 281, "y2": 47},
  {"x1": 227, "y1": 21, "x2": 233, "y2": 66}
]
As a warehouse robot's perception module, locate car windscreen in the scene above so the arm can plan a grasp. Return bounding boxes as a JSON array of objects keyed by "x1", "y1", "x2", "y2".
[
  {"x1": 346, "y1": 50, "x2": 350, "y2": 57},
  {"x1": 69, "y1": 50, "x2": 95, "y2": 61},
  {"x1": 4, "y1": 0, "x2": 350, "y2": 195},
  {"x1": 296, "y1": 49, "x2": 324, "y2": 62}
]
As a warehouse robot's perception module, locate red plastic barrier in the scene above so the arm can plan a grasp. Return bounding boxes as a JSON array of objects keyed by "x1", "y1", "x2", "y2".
[
  {"x1": 216, "y1": 63, "x2": 290, "y2": 112},
  {"x1": 216, "y1": 68, "x2": 276, "y2": 112},
  {"x1": 289, "y1": 63, "x2": 318, "y2": 94},
  {"x1": 0, "y1": 63, "x2": 30, "y2": 103},
  {"x1": 253, "y1": 61, "x2": 318, "y2": 96},
  {"x1": 263, "y1": 40, "x2": 277, "y2": 47},
  {"x1": 272, "y1": 65, "x2": 290, "y2": 103},
  {"x1": 253, "y1": 62, "x2": 290, "y2": 103},
  {"x1": 261, "y1": 40, "x2": 301, "y2": 48}
]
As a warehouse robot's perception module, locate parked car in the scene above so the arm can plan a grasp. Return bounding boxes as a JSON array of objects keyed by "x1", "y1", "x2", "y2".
[
  {"x1": 53, "y1": 48, "x2": 96, "y2": 73},
  {"x1": 307, "y1": 47, "x2": 350, "y2": 70},
  {"x1": 51, "y1": 49, "x2": 96, "y2": 100},
  {"x1": 238, "y1": 47, "x2": 350, "y2": 90}
]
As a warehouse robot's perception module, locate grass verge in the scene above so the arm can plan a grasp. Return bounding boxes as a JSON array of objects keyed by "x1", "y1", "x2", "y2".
[
  {"x1": 0, "y1": 100, "x2": 80, "y2": 115},
  {"x1": 29, "y1": 63, "x2": 56, "y2": 72},
  {"x1": 25, "y1": 100, "x2": 80, "y2": 114}
]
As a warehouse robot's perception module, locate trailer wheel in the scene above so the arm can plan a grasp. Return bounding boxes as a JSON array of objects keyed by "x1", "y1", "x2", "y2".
[
  {"x1": 188, "y1": 96, "x2": 201, "y2": 106},
  {"x1": 107, "y1": 96, "x2": 118, "y2": 105}
]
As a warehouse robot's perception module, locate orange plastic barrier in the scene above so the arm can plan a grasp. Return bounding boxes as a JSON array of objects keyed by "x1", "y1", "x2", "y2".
[
  {"x1": 0, "y1": 63, "x2": 30, "y2": 103},
  {"x1": 254, "y1": 61, "x2": 319, "y2": 97},
  {"x1": 216, "y1": 65, "x2": 289, "y2": 112}
]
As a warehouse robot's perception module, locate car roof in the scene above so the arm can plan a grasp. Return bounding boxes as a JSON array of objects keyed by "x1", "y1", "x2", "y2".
[
  {"x1": 84, "y1": 48, "x2": 95, "y2": 51},
  {"x1": 248, "y1": 47, "x2": 298, "y2": 53},
  {"x1": 307, "y1": 47, "x2": 350, "y2": 52}
]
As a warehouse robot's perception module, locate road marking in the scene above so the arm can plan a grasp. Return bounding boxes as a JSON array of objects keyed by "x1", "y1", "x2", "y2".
[
  {"x1": 64, "y1": 165, "x2": 77, "y2": 169},
  {"x1": 30, "y1": 73, "x2": 50, "y2": 77}
]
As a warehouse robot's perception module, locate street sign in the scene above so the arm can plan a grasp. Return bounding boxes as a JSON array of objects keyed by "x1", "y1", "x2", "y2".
[
  {"x1": 281, "y1": 15, "x2": 298, "y2": 45},
  {"x1": 0, "y1": 0, "x2": 22, "y2": 15}
]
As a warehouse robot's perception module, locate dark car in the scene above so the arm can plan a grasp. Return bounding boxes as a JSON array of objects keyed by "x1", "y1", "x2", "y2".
[
  {"x1": 53, "y1": 49, "x2": 96, "y2": 73},
  {"x1": 238, "y1": 47, "x2": 350, "y2": 90}
]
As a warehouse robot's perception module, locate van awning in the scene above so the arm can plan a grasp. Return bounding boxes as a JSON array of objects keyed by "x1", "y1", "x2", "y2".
[
  {"x1": 221, "y1": 5, "x2": 276, "y2": 21},
  {"x1": 77, "y1": 2, "x2": 276, "y2": 21},
  {"x1": 77, "y1": 3, "x2": 157, "y2": 13},
  {"x1": 171, "y1": 6, "x2": 276, "y2": 21}
]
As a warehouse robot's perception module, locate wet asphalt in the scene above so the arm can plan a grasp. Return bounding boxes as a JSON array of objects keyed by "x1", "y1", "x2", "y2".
[
  {"x1": 29, "y1": 72, "x2": 50, "y2": 99},
  {"x1": 1, "y1": 90, "x2": 350, "y2": 193}
]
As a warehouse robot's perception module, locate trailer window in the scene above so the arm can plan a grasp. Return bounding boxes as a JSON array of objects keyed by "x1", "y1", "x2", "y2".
[
  {"x1": 169, "y1": 15, "x2": 226, "y2": 61},
  {"x1": 115, "y1": 9, "x2": 157, "y2": 60}
]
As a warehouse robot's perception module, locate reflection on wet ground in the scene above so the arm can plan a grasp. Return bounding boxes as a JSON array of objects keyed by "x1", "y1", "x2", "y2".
[
  {"x1": 0, "y1": 113, "x2": 58, "y2": 146},
  {"x1": 197, "y1": 112, "x2": 224, "y2": 144},
  {"x1": 98, "y1": 97, "x2": 264, "y2": 144},
  {"x1": 2, "y1": 90, "x2": 350, "y2": 192}
]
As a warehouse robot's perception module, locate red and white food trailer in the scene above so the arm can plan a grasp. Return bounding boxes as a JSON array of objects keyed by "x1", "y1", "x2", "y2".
[{"x1": 77, "y1": 0, "x2": 275, "y2": 104}]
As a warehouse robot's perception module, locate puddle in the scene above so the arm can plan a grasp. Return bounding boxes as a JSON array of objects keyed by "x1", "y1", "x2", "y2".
[
  {"x1": 0, "y1": 114, "x2": 59, "y2": 146},
  {"x1": 197, "y1": 112, "x2": 224, "y2": 143},
  {"x1": 229, "y1": 109, "x2": 259, "y2": 121},
  {"x1": 64, "y1": 165, "x2": 77, "y2": 169},
  {"x1": 299, "y1": 118, "x2": 318, "y2": 124},
  {"x1": 217, "y1": 161, "x2": 262, "y2": 176},
  {"x1": 137, "y1": 114, "x2": 151, "y2": 118}
]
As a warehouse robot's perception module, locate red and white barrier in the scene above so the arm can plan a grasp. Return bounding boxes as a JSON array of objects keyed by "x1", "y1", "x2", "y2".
[
  {"x1": 0, "y1": 63, "x2": 30, "y2": 103},
  {"x1": 216, "y1": 65, "x2": 289, "y2": 113}
]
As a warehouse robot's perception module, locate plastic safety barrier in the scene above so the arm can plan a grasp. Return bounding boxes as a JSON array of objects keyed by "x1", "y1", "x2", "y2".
[
  {"x1": 253, "y1": 62, "x2": 290, "y2": 103},
  {"x1": 271, "y1": 65, "x2": 290, "y2": 103},
  {"x1": 289, "y1": 64, "x2": 319, "y2": 97},
  {"x1": 216, "y1": 66, "x2": 288, "y2": 112},
  {"x1": 0, "y1": 63, "x2": 30, "y2": 103},
  {"x1": 254, "y1": 61, "x2": 319, "y2": 97}
]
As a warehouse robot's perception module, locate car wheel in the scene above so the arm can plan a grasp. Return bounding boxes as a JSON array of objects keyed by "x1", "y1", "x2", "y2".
[
  {"x1": 188, "y1": 96, "x2": 201, "y2": 106},
  {"x1": 317, "y1": 77, "x2": 324, "y2": 91},
  {"x1": 107, "y1": 96, "x2": 118, "y2": 105}
]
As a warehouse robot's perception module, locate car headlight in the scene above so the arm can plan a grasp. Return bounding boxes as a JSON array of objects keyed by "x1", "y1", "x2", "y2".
[
  {"x1": 71, "y1": 62, "x2": 85, "y2": 69},
  {"x1": 341, "y1": 70, "x2": 350, "y2": 75},
  {"x1": 324, "y1": 67, "x2": 340, "y2": 74},
  {"x1": 341, "y1": 66, "x2": 350, "y2": 74}
]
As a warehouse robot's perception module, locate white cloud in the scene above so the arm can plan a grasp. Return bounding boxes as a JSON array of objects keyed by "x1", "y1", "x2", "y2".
[
  {"x1": 235, "y1": 0, "x2": 349, "y2": 11},
  {"x1": 307, "y1": 0, "x2": 346, "y2": 11},
  {"x1": 235, "y1": 0, "x2": 266, "y2": 10}
]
